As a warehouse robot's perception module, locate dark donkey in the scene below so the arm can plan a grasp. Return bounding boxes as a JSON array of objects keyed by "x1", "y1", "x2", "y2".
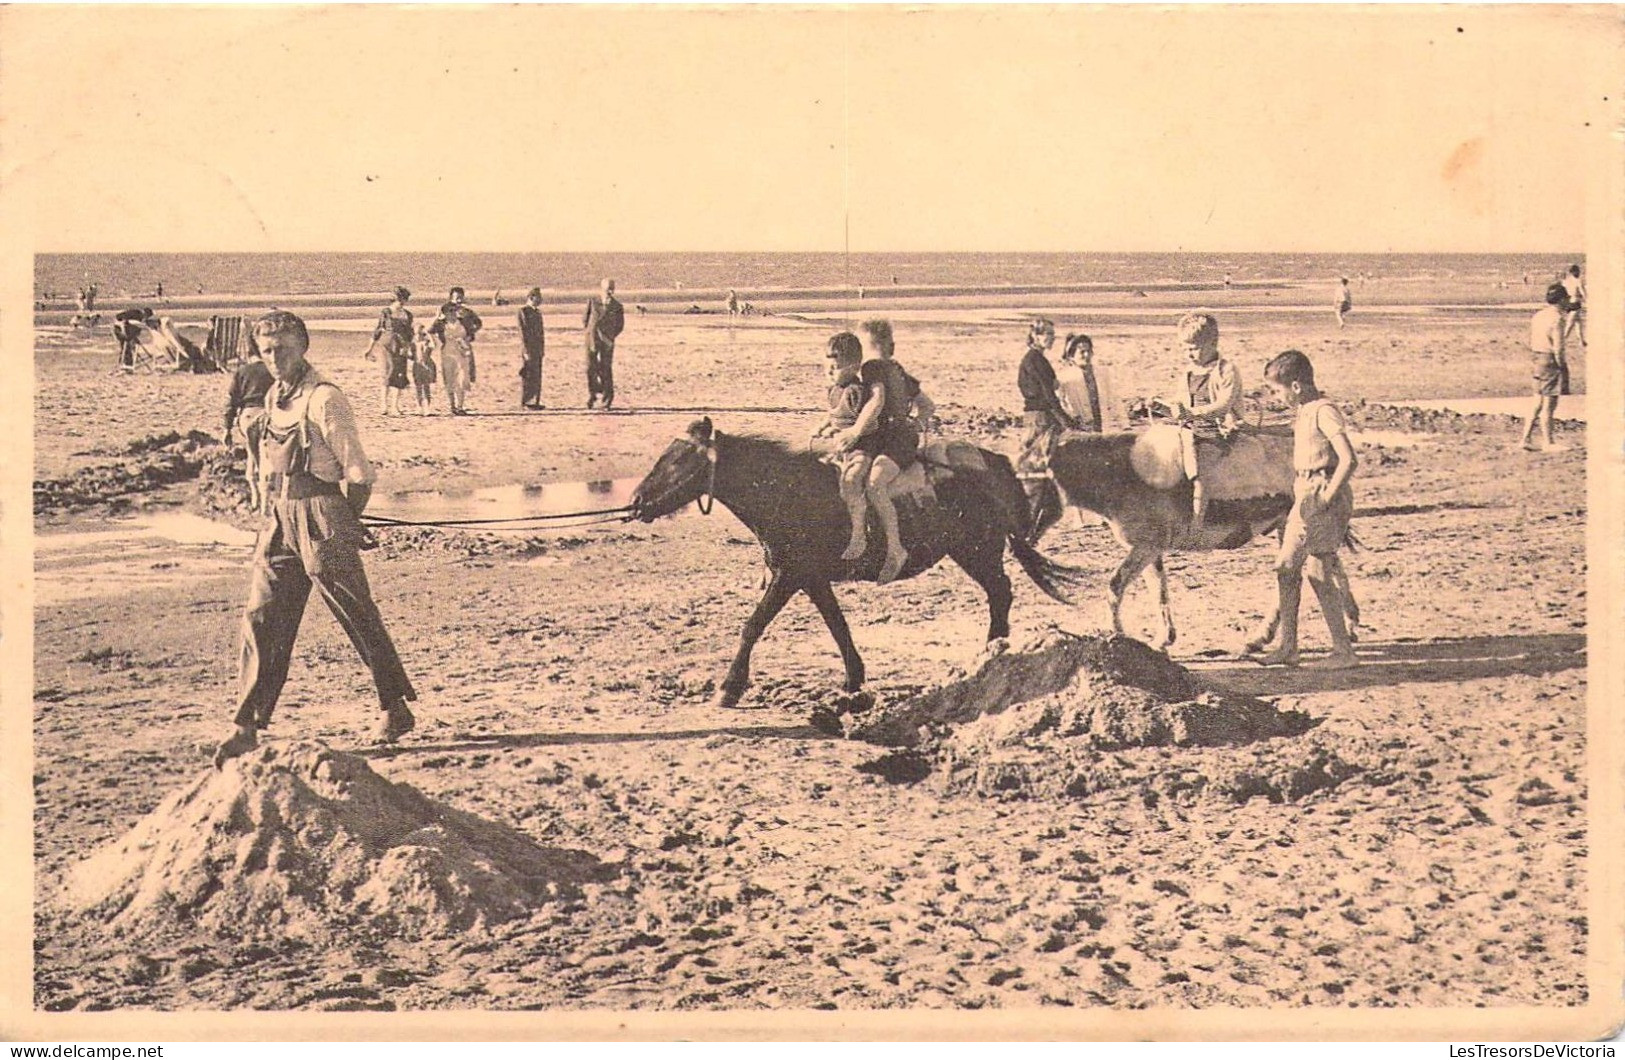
[
  {"x1": 1035, "y1": 429, "x2": 1358, "y2": 651},
  {"x1": 629, "y1": 418, "x2": 1087, "y2": 707}
]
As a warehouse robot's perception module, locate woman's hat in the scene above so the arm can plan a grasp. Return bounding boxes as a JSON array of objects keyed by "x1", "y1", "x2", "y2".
[{"x1": 394, "y1": 286, "x2": 411, "y2": 301}]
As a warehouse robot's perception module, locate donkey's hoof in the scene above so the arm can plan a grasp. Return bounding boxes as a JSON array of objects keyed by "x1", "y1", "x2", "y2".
[{"x1": 710, "y1": 685, "x2": 748, "y2": 710}]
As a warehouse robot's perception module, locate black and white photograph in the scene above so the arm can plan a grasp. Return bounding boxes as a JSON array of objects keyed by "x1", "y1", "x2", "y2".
[{"x1": 1, "y1": 4, "x2": 1621, "y2": 1042}]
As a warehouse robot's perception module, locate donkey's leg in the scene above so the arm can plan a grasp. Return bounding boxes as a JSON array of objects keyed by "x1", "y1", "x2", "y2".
[
  {"x1": 1022, "y1": 478, "x2": 1064, "y2": 544},
  {"x1": 1108, "y1": 545, "x2": 1158, "y2": 639},
  {"x1": 1327, "y1": 553, "x2": 1360, "y2": 642},
  {"x1": 715, "y1": 572, "x2": 800, "y2": 709},
  {"x1": 803, "y1": 579, "x2": 865, "y2": 692},
  {"x1": 1244, "y1": 605, "x2": 1281, "y2": 654},
  {"x1": 952, "y1": 537, "x2": 1014, "y2": 643},
  {"x1": 1149, "y1": 554, "x2": 1176, "y2": 650}
]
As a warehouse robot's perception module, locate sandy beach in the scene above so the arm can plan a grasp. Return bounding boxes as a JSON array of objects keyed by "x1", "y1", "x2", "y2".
[{"x1": 31, "y1": 284, "x2": 1588, "y2": 1012}]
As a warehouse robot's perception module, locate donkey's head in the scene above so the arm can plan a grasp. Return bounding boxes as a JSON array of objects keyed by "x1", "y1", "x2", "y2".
[{"x1": 629, "y1": 418, "x2": 715, "y2": 522}]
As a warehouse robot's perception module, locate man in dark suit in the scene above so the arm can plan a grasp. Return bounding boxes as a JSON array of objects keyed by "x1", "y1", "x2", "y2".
[
  {"x1": 582, "y1": 278, "x2": 625, "y2": 409},
  {"x1": 517, "y1": 287, "x2": 546, "y2": 409}
]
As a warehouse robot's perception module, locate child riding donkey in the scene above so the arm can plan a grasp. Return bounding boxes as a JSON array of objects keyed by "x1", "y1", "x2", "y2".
[{"x1": 828, "y1": 320, "x2": 937, "y2": 583}]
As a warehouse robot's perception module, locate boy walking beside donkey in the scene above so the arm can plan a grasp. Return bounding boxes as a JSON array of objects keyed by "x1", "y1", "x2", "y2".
[{"x1": 1251, "y1": 349, "x2": 1359, "y2": 670}]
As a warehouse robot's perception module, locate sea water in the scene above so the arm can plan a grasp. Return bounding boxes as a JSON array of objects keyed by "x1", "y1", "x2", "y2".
[{"x1": 36, "y1": 251, "x2": 1581, "y2": 302}]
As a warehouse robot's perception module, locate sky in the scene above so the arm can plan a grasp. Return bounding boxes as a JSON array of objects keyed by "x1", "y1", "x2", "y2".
[{"x1": 0, "y1": 5, "x2": 1616, "y2": 253}]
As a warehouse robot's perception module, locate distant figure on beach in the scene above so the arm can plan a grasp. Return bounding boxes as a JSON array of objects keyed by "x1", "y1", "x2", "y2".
[
  {"x1": 431, "y1": 287, "x2": 483, "y2": 413},
  {"x1": 368, "y1": 286, "x2": 414, "y2": 416},
  {"x1": 223, "y1": 349, "x2": 275, "y2": 511},
  {"x1": 212, "y1": 309, "x2": 417, "y2": 768},
  {"x1": 155, "y1": 281, "x2": 165, "y2": 301},
  {"x1": 583, "y1": 278, "x2": 625, "y2": 410},
  {"x1": 1016, "y1": 319, "x2": 1071, "y2": 540},
  {"x1": 112, "y1": 306, "x2": 155, "y2": 370},
  {"x1": 1334, "y1": 278, "x2": 1353, "y2": 328},
  {"x1": 1170, "y1": 312, "x2": 1242, "y2": 535},
  {"x1": 517, "y1": 287, "x2": 546, "y2": 409},
  {"x1": 1521, "y1": 283, "x2": 1571, "y2": 452},
  {"x1": 726, "y1": 289, "x2": 740, "y2": 317},
  {"x1": 1560, "y1": 264, "x2": 1585, "y2": 348}
]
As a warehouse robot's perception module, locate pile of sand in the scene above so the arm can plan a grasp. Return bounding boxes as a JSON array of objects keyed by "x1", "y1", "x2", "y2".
[
  {"x1": 36, "y1": 429, "x2": 261, "y2": 519},
  {"x1": 63, "y1": 741, "x2": 605, "y2": 943},
  {"x1": 844, "y1": 633, "x2": 1362, "y2": 804},
  {"x1": 35, "y1": 435, "x2": 216, "y2": 513}
]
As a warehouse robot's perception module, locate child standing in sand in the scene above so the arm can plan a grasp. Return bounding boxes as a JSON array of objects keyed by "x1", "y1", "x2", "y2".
[
  {"x1": 412, "y1": 325, "x2": 437, "y2": 415},
  {"x1": 1253, "y1": 349, "x2": 1359, "y2": 670},
  {"x1": 1520, "y1": 283, "x2": 1570, "y2": 452}
]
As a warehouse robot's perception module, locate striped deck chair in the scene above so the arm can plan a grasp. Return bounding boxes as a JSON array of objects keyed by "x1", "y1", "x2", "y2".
[{"x1": 205, "y1": 315, "x2": 249, "y2": 371}]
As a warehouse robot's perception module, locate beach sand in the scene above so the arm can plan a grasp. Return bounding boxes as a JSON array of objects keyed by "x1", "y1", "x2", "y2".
[{"x1": 31, "y1": 289, "x2": 1587, "y2": 1011}]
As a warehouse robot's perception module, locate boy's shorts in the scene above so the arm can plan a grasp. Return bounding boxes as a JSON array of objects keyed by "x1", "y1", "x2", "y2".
[
  {"x1": 1279, "y1": 471, "x2": 1353, "y2": 566},
  {"x1": 829, "y1": 448, "x2": 874, "y2": 475},
  {"x1": 1531, "y1": 352, "x2": 1568, "y2": 398}
]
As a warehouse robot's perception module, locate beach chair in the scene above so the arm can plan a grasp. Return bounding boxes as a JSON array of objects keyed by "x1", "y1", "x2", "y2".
[{"x1": 205, "y1": 315, "x2": 250, "y2": 371}]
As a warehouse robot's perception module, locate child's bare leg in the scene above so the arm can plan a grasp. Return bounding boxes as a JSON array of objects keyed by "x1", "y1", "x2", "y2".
[
  {"x1": 1256, "y1": 561, "x2": 1302, "y2": 666},
  {"x1": 1303, "y1": 554, "x2": 1358, "y2": 668},
  {"x1": 867, "y1": 456, "x2": 906, "y2": 583},
  {"x1": 1541, "y1": 396, "x2": 1559, "y2": 448},
  {"x1": 1520, "y1": 397, "x2": 1543, "y2": 448},
  {"x1": 839, "y1": 455, "x2": 871, "y2": 561}
]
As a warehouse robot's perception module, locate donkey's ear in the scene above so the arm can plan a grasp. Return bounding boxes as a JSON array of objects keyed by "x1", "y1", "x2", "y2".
[{"x1": 689, "y1": 417, "x2": 714, "y2": 444}]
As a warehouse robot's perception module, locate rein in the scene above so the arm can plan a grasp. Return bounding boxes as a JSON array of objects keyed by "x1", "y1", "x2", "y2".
[{"x1": 696, "y1": 436, "x2": 718, "y2": 515}]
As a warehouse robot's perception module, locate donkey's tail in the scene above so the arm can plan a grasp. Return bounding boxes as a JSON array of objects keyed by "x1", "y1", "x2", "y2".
[{"x1": 1008, "y1": 533, "x2": 1090, "y2": 605}]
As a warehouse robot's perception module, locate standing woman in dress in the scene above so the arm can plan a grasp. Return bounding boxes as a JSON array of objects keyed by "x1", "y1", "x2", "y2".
[{"x1": 368, "y1": 286, "x2": 414, "y2": 416}]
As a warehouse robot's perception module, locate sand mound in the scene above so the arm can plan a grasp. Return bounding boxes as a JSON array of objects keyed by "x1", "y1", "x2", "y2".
[
  {"x1": 63, "y1": 741, "x2": 607, "y2": 943},
  {"x1": 38, "y1": 430, "x2": 262, "y2": 519},
  {"x1": 36, "y1": 439, "x2": 213, "y2": 513},
  {"x1": 843, "y1": 633, "x2": 1355, "y2": 804}
]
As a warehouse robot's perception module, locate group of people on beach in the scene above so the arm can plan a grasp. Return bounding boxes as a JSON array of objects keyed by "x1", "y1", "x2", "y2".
[
  {"x1": 205, "y1": 258, "x2": 1588, "y2": 763},
  {"x1": 804, "y1": 308, "x2": 1359, "y2": 669},
  {"x1": 363, "y1": 280, "x2": 627, "y2": 416}
]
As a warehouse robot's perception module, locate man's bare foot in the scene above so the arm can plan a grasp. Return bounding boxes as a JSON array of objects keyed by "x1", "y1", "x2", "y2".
[
  {"x1": 840, "y1": 535, "x2": 868, "y2": 562},
  {"x1": 374, "y1": 702, "x2": 416, "y2": 744},
  {"x1": 877, "y1": 550, "x2": 907, "y2": 584},
  {"x1": 1304, "y1": 651, "x2": 1359, "y2": 670},
  {"x1": 213, "y1": 725, "x2": 258, "y2": 769},
  {"x1": 1254, "y1": 647, "x2": 1299, "y2": 668}
]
